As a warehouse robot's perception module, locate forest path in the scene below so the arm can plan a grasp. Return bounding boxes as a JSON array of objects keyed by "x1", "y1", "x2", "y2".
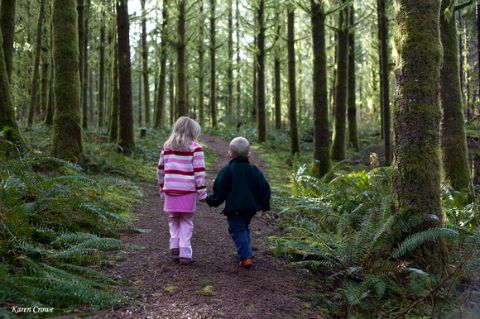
[{"x1": 88, "y1": 135, "x2": 323, "y2": 319}]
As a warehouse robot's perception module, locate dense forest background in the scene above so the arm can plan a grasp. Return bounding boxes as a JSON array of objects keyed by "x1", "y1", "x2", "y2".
[{"x1": 1, "y1": 0, "x2": 480, "y2": 317}]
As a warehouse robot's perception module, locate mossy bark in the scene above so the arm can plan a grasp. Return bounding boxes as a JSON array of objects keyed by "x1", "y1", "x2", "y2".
[
  {"x1": 77, "y1": 0, "x2": 84, "y2": 118},
  {"x1": 256, "y1": 0, "x2": 266, "y2": 142},
  {"x1": 287, "y1": 8, "x2": 299, "y2": 154},
  {"x1": 235, "y1": 0, "x2": 241, "y2": 125},
  {"x1": 392, "y1": 0, "x2": 447, "y2": 274},
  {"x1": 331, "y1": 2, "x2": 349, "y2": 161},
  {"x1": 168, "y1": 59, "x2": 174, "y2": 126},
  {"x1": 197, "y1": 0, "x2": 205, "y2": 126},
  {"x1": 141, "y1": 0, "x2": 150, "y2": 127},
  {"x1": 439, "y1": 0, "x2": 470, "y2": 190},
  {"x1": 176, "y1": 0, "x2": 187, "y2": 118},
  {"x1": 116, "y1": 0, "x2": 135, "y2": 152},
  {"x1": 209, "y1": 0, "x2": 217, "y2": 127},
  {"x1": 52, "y1": 0, "x2": 84, "y2": 162},
  {"x1": 81, "y1": 0, "x2": 89, "y2": 129},
  {"x1": 377, "y1": 0, "x2": 392, "y2": 165},
  {"x1": 347, "y1": 5, "x2": 359, "y2": 151},
  {"x1": 0, "y1": 0, "x2": 15, "y2": 80},
  {"x1": 155, "y1": 0, "x2": 168, "y2": 129},
  {"x1": 27, "y1": 0, "x2": 46, "y2": 126},
  {"x1": 311, "y1": 0, "x2": 330, "y2": 176}
]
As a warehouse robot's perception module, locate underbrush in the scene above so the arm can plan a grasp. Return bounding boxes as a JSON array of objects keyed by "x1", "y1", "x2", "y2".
[
  {"x1": 268, "y1": 165, "x2": 480, "y2": 317},
  {"x1": 0, "y1": 126, "x2": 167, "y2": 317}
]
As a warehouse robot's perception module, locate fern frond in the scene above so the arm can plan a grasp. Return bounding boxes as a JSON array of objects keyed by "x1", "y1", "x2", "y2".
[{"x1": 391, "y1": 228, "x2": 459, "y2": 259}]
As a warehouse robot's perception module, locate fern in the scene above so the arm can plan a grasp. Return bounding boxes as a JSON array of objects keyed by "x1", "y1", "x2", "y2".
[{"x1": 391, "y1": 228, "x2": 459, "y2": 259}]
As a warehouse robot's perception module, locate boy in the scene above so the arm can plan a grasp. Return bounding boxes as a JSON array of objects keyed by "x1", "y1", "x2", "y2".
[{"x1": 205, "y1": 137, "x2": 271, "y2": 268}]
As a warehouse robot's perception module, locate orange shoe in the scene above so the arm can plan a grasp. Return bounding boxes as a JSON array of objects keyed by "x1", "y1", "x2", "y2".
[{"x1": 239, "y1": 258, "x2": 253, "y2": 268}]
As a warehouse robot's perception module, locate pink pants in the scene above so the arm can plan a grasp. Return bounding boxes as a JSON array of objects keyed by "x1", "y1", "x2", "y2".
[{"x1": 167, "y1": 213, "x2": 194, "y2": 259}]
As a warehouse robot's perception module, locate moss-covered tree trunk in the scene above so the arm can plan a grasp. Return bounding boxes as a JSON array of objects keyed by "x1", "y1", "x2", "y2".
[
  {"x1": 273, "y1": 5, "x2": 281, "y2": 130},
  {"x1": 52, "y1": 0, "x2": 83, "y2": 162},
  {"x1": 169, "y1": 59, "x2": 175, "y2": 126},
  {"x1": 311, "y1": 0, "x2": 330, "y2": 176},
  {"x1": 378, "y1": 0, "x2": 392, "y2": 165},
  {"x1": 256, "y1": 0, "x2": 266, "y2": 142},
  {"x1": 331, "y1": 2, "x2": 349, "y2": 161},
  {"x1": 197, "y1": 0, "x2": 205, "y2": 126},
  {"x1": 439, "y1": 0, "x2": 470, "y2": 190},
  {"x1": 45, "y1": 52, "x2": 54, "y2": 125},
  {"x1": 209, "y1": 0, "x2": 217, "y2": 127},
  {"x1": 77, "y1": 0, "x2": 84, "y2": 118},
  {"x1": 0, "y1": 0, "x2": 15, "y2": 80},
  {"x1": 116, "y1": 0, "x2": 134, "y2": 152},
  {"x1": 155, "y1": 0, "x2": 168, "y2": 129},
  {"x1": 27, "y1": 0, "x2": 46, "y2": 126},
  {"x1": 141, "y1": 0, "x2": 150, "y2": 127},
  {"x1": 392, "y1": 0, "x2": 447, "y2": 274},
  {"x1": 97, "y1": 0, "x2": 105, "y2": 128},
  {"x1": 287, "y1": 7, "x2": 299, "y2": 154},
  {"x1": 347, "y1": 4, "x2": 359, "y2": 150}
]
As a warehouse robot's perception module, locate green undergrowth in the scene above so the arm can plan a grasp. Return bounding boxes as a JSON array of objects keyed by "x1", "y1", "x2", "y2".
[
  {"x1": 0, "y1": 125, "x2": 170, "y2": 317},
  {"x1": 266, "y1": 164, "x2": 480, "y2": 317}
]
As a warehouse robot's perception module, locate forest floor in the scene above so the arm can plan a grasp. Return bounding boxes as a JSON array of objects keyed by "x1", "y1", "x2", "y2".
[{"x1": 87, "y1": 135, "x2": 324, "y2": 319}]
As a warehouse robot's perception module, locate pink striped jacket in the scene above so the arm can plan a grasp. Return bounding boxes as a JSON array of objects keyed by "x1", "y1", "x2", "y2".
[{"x1": 157, "y1": 141, "x2": 207, "y2": 199}]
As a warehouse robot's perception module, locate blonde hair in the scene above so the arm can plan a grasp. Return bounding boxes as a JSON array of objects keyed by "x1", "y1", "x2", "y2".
[
  {"x1": 164, "y1": 116, "x2": 201, "y2": 151},
  {"x1": 229, "y1": 137, "x2": 250, "y2": 156}
]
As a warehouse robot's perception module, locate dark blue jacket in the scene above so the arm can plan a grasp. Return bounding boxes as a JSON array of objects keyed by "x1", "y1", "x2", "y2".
[{"x1": 206, "y1": 156, "x2": 271, "y2": 216}]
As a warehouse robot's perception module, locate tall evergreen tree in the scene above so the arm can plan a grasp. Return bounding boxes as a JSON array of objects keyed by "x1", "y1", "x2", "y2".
[
  {"x1": 197, "y1": 0, "x2": 205, "y2": 126},
  {"x1": 256, "y1": 0, "x2": 266, "y2": 142},
  {"x1": 311, "y1": 0, "x2": 330, "y2": 176},
  {"x1": 210, "y1": 0, "x2": 217, "y2": 127},
  {"x1": 347, "y1": 4, "x2": 358, "y2": 150},
  {"x1": 331, "y1": 1, "x2": 349, "y2": 161},
  {"x1": 141, "y1": 0, "x2": 150, "y2": 126},
  {"x1": 176, "y1": 0, "x2": 187, "y2": 117},
  {"x1": 273, "y1": 4, "x2": 282, "y2": 130},
  {"x1": 0, "y1": 0, "x2": 16, "y2": 80},
  {"x1": 287, "y1": 7, "x2": 299, "y2": 154},
  {"x1": 392, "y1": 0, "x2": 446, "y2": 274},
  {"x1": 439, "y1": 0, "x2": 470, "y2": 189},
  {"x1": 97, "y1": 0, "x2": 106, "y2": 128},
  {"x1": 227, "y1": 0, "x2": 233, "y2": 123},
  {"x1": 52, "y1": 0, "x2": 84, "y2": 162},
  {"x1": 116, "y1": 0, "x2": 135, "y2": 151},
  {"x1": 155, "y1": 0, "x2": 169, "y2": 129}
]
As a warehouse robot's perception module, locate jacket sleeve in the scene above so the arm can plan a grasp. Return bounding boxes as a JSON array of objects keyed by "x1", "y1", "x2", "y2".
[
  {"x1": 258, "y1": 169, "x2": 271, "y2": 211},
  {"x1": 157, "y1": 149, "x2": 165, "y2": 198},
  {"x1": 205, "y1": 167, "x2": 231, "y2": 207},
  {"x1": 192, "y1": 145, "x2": 207, "y2": 200}
]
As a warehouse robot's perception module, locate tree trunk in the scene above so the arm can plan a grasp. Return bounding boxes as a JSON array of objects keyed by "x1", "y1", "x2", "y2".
[
  {"x1": 311, "y1": 0, "x2": 330, "y2": 176},
  {"x1": 331, "y1": 2, "x2": 349, "y2": 161},
  {"x1": 116, "y1": 0, "x2": 134, "y2": 152},
  {"x1": 155, "y1": 0, "x2": 169, "y2": 129},
  {"x1": 141, "y1": 0, "x2": 150, "y2": 127},
  {"x1": 392, "y1": 0, "x2": 447, "y2": 274},
  {"x1": 210, "y1": 0, "x2": 217, "y2": 127},
  {"x1": 252, "y1": 34, "x2": 257, "y2": 121},
  {"x1": 40, "y1": 43, "x2": 49, "y2": 117},
  {"x1": 377, "y1": 0, "x2": 392, "y2": 165},
  {"x1": 97, "y1": 1, "x2": 105, "y2": 128},
  {"x1": 196, "y1": 0, "x2": 205, "y2": 126},
  {"x1": 477, "y1": 0, "x2": 480, "y2": 107},
  {"x1": 109, "y1": 34, "x2": 119, "y2": 142},
  {"x1": 28, "y1": 0, "x2": 46, "y2": 126},
  {"x1": 169, "y1": 59, "x2": 175, "y2": 126},
  {"x1": 52, "y1": 0, "x2": 83, "y2": 162},
  {"x1": 256, "y1": 0, "x2": 266, "y2": 142},
  {"x1": 235, "y1": 0, "x2": 241, "y2": 125},
  {"x1": 45, "y1": 51, "x2": 54, "y2": 126},
  {"x1": 227, "y1": 0, "x2": 233, "y2": 123},
  {"x1": 0, "y1": 0, "x2": 16, "y2": 80},
  {"x1": 439, "y1": 0, "x2": 470, "y2": 190},
  {"x1": 82, "y1": 0, "x2": 89, "y2": 129},
  {"x1": 347, "y1": 4, "x2": 359, "y2": 150},
  {"x1": 77, "y1": 0, "x2": 84, "y2": 119},
  {"x1": 287, "y1": 8, "x2": 299, "y2": 154},
  {"x1": 138, "y1": 69, "x2": 143, "y2": 126},
  {"x1": 176, "y1": 0, "x2": 187, "y2": 118},
  {"x1": 274, "y1": 6, "x2": 281, "y2": 130}
]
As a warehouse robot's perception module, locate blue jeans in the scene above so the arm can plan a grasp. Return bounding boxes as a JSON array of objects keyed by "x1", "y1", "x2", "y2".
[{"x1": 227, "y1": 213, "x2": 254, "y2": 261}]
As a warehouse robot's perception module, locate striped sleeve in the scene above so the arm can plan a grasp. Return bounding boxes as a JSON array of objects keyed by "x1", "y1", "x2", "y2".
[
  {"x1": 157, "y1": 149, "x2": 165, "y2": 189},
  {"x1": 192, "y1": 145, "x2": 207, "y2": 199}
]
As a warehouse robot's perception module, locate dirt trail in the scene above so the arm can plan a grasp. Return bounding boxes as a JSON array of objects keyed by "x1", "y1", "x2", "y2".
[{"x1": 89, "y1": 135, "x2": 322, "y2": 319}]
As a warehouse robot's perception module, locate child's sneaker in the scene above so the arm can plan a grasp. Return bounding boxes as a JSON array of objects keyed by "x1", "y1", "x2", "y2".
[
  {"x1": 179, "y1": 257, "x2": 194, "y2": 265},
  {"x1": 239, "y1": 258, "x2": 253, "y2": 268},
  {"x1": 170, "y1": 248, "x2": 179, "y2": 256}
]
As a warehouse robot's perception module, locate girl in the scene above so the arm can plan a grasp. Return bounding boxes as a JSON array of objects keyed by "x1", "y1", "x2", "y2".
[{"x1": 157, "y1": 117, "x2": 207, "y2": 265}]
